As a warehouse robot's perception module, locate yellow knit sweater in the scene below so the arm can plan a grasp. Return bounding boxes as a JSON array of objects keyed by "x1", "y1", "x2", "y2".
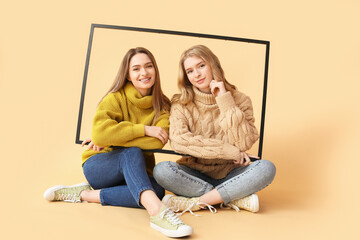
[
  {"x1": 82, "y1": 82, "x2": 170, "y2": 175},
  {"x1": 169, "y1": 86, "x2": 259, "y2": 179}
]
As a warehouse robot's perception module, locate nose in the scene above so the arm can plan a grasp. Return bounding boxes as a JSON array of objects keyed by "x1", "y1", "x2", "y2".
[
  {"x1": 194, "y1": 69, "x2": 201, "y2": 78},
  {"x1": 140, "y1": 67, "x2": 147, "y2": 76}
]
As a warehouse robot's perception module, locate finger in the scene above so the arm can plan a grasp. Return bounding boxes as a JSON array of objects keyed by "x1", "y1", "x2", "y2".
[
  {"x1": 164, "y1": 135, "x2": 169, "y2": 144},
  {"x1": 162, "y1": 130, "x2": 169, "y2": 139},
  {"x1": 211, "y1": 86, "x2": 219, "y2": 95},
  {"x1": 244, "y1": 154, "x2": 251, "y2": 166},
  {"x1": 240, "y1": 153, "x2": 246, "y2": 165},
  {"x1": 158, "y1": 134, "x2": 165, "y2": 145},
  {"x1": 81, "y1": 139, "x2": 91, "y2": 147},
  {"x1": 248, "y1": 154, "x2": 260, "y2": 159},
  {"x1": 160, "y1": 130, "x2": 169, "y2": 142},
  {"x1": 87, "y1": 142, "x2": 94, "y2": 150}
]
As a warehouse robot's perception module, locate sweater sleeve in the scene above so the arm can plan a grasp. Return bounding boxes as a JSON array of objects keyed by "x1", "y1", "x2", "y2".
[
  {"x1": 119, "y1": 111, "x2": 170, "y2": 149},
  {"x1": 216, "y1": 91, "x2": 259, "y2": 152},
  {"x1": 169, "y1": 103, "x2": 241, "y2": 160},
  {"x1": 91, "y1": 93, "x2": 145, "y2": 147}
]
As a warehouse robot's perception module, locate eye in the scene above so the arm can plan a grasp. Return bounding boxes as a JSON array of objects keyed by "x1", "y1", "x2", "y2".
[
  {"x1": 146, "y1": 64, "x2": 153, "y2": 68},
  {"x1": 132, "y1": 67, "x2": 139, "y2": 71},
  {"x1": 200, "y1": 64, "x2": 205, "y2": 68},
  {"x1": 186, "y1": 70, "x2": 193, "y2": 74}
]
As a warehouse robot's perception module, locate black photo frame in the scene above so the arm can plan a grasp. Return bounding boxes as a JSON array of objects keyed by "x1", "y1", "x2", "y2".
[{"x1": 75, "y1": 24, "x2": 270, "y2": 159}]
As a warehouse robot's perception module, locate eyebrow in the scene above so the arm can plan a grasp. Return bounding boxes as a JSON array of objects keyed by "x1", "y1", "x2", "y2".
[
  {"x1": 131, "y1": 61, "x2": 153, "y2": 68},
  {"x1": 185, "y1": 60, "x2": 205, "y2": 72}
]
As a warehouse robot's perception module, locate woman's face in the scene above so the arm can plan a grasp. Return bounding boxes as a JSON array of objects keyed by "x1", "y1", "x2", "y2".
[
  {"x1": 128, "y1": 53, "x2": 156, "y2": 96},
  {"x1": 183, "y1": 55, "x2": 213, "y2": 93}
]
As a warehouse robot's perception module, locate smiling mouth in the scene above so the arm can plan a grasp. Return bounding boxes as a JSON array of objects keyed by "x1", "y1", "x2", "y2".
[
  {"x1": 196, "y1": 78, "x2": 205, "y2": 84},
  {"x1": 139, "y1": 77, "x2": 151, "y2": 82}
]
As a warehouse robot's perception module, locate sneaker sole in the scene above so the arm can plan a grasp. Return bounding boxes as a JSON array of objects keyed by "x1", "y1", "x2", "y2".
[
  {"x1": 43, "y1": 182, "x2": 90, "y2": 201},
  {"x1": 150, "y1": 222, "x2": 193, "y2": 238}
]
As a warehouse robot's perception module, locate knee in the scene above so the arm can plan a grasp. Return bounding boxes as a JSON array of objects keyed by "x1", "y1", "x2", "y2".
[
  {"x1": 153, "y1": 161, "x2": 175, "y2": 185},
  {"x1": 124, "y1": 147, "x2": 143, "y2": 156},
  {"x1": 121, "y1": 147, "x2": 145, "y2": 166},
  {"x1": 257, "y1": 160, "x2": 276, "y2": 184},
  {"x1": 123, "y1": 147, "x2": 143, "y2": 160}
]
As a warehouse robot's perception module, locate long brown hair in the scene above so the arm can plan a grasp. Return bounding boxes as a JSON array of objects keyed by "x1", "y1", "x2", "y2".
[
  {"x1": 102, "y1": 47, "x2": 170, "y2": 122},
  {"x1": 172, "y1": 45, "x2": 237, "y2": 104}
]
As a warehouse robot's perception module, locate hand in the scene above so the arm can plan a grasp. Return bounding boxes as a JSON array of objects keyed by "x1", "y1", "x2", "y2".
[
  {"x1": 233, "y1": 152, "x2": 260, "y2": 166},
  {"x1": 144, "y1": 126, "x2": 169, "y2": 145},
  {"x1": 210, "y1": 80, "x2": 226, "y2": 97},
  {"x1": 81, "y1": 138, "x2": 104, "y2": 152}
]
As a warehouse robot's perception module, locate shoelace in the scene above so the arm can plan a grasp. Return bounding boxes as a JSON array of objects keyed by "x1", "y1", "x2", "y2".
[
  {"x1": 175, "y1": 201, "x2": 217, "y2": 216},
  {"x1": 55, "y1": 193, "x2": 80, "y2": 203},
  {"x1": 220, "y1": 203, "x2": 240, "y2": 212},
  {"x1": 160, "y1": 208, "x2": 184, "y2": 226}
]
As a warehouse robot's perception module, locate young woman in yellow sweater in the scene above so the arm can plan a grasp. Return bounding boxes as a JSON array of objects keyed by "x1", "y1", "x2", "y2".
[
  {"x1": 43, "y1": 47, "x2": 192, "y2": 238},
  {"x1": 153, "y1": 45, "x2": 276, "y2": 215}
]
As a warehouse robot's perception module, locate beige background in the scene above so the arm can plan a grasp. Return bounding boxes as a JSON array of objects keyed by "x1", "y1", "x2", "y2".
[{"x1": 1, "y1": 0, "x2": 359, "y2": 239}]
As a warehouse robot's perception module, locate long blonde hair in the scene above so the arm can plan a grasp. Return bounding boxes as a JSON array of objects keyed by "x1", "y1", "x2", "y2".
[
  {"x1": 172, "y1": 45, "x2": 236, "y2": 104},
  {"x1": 102, "y1": 47, "x2": 170, "y2": 122}
]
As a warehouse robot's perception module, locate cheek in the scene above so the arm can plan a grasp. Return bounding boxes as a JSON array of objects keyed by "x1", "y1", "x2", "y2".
[
  {"x1": 187, "y1": 73, "x2": 194, "y2": 82},
  {"x1": 129, "y1": 72, "x2": 138, "y2": 81},
  {"x1": 205, "y1": 68, "x2": 213, "y2": 77}
]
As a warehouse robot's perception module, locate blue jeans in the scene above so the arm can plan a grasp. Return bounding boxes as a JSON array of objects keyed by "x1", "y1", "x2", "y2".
[
  {"x1": 153, "y1": 160, "x2": 276, "y2": 204},
  {"x1": 82, "y1": 147, "x2": 165, "y2": 208}
]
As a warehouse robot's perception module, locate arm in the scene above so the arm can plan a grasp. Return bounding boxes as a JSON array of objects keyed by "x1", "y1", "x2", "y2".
[
  {"x1": 169, "y1": 104, "x2": 241, "y2": 160},
  {"x1": 216, "y1": 91, "x2": 259, "y2": 151},
  {"x1": 120, "y1": 111, "x2": 170, "y2": 149},
  {"x1": 91, "y1": 93, "x2": 147, "y2": 147}
]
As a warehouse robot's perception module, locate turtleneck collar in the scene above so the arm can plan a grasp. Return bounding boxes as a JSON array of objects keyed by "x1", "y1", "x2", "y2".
[
  {"x1": 124, "y1": 81, "x2": 153, "y2": 109},
  {"x1": 193, "y1": 86, "x2": 216, "y2": 105}
]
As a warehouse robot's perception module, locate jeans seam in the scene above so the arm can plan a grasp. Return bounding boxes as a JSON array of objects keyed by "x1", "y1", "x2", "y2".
[
  {"x1": 219, "y1": 160, "x2": 275, "y2": 201},
  {"x1": 167, "y1": 162, "x2": 213, "y2": 193},
  {"x1": 221, "y1": 160, "x2": 262, "y2": 189}
]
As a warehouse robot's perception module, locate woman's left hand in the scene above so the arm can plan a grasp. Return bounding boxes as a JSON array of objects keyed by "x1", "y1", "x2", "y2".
[
  {"x1": 210, "y1": 80, "x2": 226, "y2": 97},
  {"x1": 233, "y1": 152, "x2": 259, "y2": 166}
]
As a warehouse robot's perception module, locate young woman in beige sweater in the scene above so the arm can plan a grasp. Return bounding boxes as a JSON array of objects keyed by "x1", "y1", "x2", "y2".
[{"x1": 153, "y1": 45, "x2": 276, "y2": 215}]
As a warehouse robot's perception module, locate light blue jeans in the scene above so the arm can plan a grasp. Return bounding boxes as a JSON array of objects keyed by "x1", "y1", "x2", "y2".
[
  {"x1": 83, "y1": 147, "x2": 164, "y2": 208},
  {"x1": 153, "y1": 160, "x2": 276, "y2": 204}
]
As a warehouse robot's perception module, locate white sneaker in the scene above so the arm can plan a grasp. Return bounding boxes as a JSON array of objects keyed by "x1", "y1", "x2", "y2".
[
  {"x1": 162, "y1": 194, "x2": 216, "y2": 216},
  {"x1": 43, "y1": 183, "x2": 92, "y2": 203},
  {"x1": 150, "y1": 206, "x2": 193, "y2": 237}
]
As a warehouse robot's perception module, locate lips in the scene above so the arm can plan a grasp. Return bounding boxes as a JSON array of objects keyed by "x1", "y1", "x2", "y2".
[
  {"x1": 139, "y1": 77, "x2": 151, "y2": 82},
  {"x1": 196, "y1": 78, "x2": 205, "y2": 84}
]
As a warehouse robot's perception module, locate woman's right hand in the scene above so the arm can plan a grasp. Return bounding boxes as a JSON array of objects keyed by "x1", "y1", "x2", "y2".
[
  {"x1": 144, "y1": 126, "x2": 169, "y2": 145},
  {"x1": 81, "y1": 138, "x2": 104, "y2": 152}
]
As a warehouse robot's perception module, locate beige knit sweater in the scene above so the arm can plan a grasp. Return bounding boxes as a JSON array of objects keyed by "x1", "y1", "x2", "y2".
[{"x1": 169, "y1": 86, "x2": 259, "y2": 179}]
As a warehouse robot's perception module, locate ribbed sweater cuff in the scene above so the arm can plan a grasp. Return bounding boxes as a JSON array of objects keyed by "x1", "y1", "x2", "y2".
[
  {"x1": 223, "y1": 143, "x2": 240, "y2": 160},
  {"x1": 133, "y1": 124, "x2": 145, "y2": 138},
  {"x1": 216, "y1": 92, "x2": 236, "y2": 113}
]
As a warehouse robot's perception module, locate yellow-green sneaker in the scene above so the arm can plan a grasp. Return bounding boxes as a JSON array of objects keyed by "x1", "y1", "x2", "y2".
[
  {"x1": 43, "y1": 183, "x2": 92, "y2": 203},
  {"x1": 221, "y1": 193, "x2": 259, "y2": 213},
  {"x1": 150, "y1": 206, "x2": 193, "y2": 238},
  {"x1": 162, "y1": 194, "x2": 216, "y2": 216}
]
